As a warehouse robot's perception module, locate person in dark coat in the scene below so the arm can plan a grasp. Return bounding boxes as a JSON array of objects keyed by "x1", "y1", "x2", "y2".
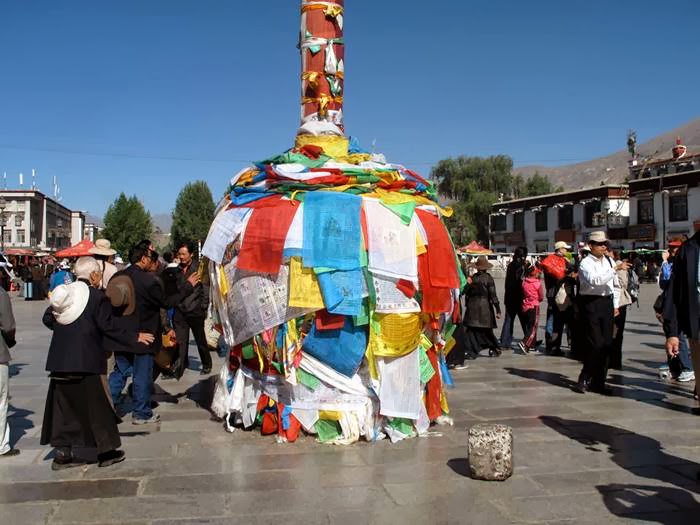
[
  {"x1": 107, "y1": 245, "x2": 198, "y2": 424},
  {"x1": 664, "y1": 230, "x2": 700, "y2": 398},
  {"x1": 41, "y1": 257, "x2": 154, "y2": 470},
  {"x1": 499, "y1": 247, "x2": 528, "y2": 349},
  {"x1": 173, "y1": 242, "x2": 211, "y2": 376},
  {"x1": 462, "y1": 256, "x2": 502, "y2": 359}
]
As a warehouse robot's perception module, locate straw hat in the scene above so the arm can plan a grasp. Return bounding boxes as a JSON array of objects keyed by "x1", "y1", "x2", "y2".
[
  {"x1": 89, "y1": 239, "x2": 117, "y2": 257},
  {"x1": 473, "y1": 255, "x2": 493, "y2": 271},
  {"x1": 50, "y1": 281, "x2": 90, "y2": 325},
  {"x1": 554, "y1": 241, "x2": 571, "y2": 251},
  {"x1": 105, "y1": 275, "x2": 136, "y2": 316}
]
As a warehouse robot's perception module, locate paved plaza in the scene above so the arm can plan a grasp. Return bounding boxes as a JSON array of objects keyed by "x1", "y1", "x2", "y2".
[{"x1": 0, "y1": 281, "x2": 698, "y2": 524}]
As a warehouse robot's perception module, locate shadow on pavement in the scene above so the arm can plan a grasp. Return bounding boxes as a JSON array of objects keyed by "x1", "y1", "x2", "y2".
[
  {"x1": 540, "y1": 416, "x2": 699, "y2": 488},
  {"x1": 185, "y1": 374, "x2": 218, "y2": 419},
  {"x1": 8, "y1": 404, "x2": 33, "y2": 449},
  {"x1": 597, "y1": 483, "x2": 698, "y2": 524},
  {"x1": 446, "y1": 457, "x2": 471, "y2": 477},
  {"x1": 503, "y1": 367, "x2": 579, "y2": 390}
]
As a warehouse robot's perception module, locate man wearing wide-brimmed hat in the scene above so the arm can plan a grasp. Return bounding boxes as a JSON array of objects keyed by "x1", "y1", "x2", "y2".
[
  {"x1": 89, "y1": 239, "x2": 118, "y2": 290},
  {"x1": 574, "y1": 231, "x2": 630, "y2": 395}
]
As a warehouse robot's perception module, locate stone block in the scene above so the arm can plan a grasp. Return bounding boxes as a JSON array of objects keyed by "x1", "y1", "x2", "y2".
[{"x1": 468, "y1": 423, "x2": 513, "y2": 481}]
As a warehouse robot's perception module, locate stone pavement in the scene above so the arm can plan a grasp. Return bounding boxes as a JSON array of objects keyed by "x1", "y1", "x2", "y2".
[{"x1": 0, "y1": 282, "x2": 698, "y2": 524}]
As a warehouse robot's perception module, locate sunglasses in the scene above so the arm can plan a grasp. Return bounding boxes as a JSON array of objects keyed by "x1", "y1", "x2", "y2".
[{"x1": 589, "y1": 240, "x2": 609, "y2": 247}]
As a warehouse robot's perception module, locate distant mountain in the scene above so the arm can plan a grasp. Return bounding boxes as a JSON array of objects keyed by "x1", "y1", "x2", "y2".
[
  {"x1": 85, "y1": 212, "x2": 172, "y2": 234},
  {"x1": 514, "y1": 117, "x2": 700, "y2": 189},
  {"x1": 85, "y1": 214, "x2": 104, "y2": 227},
  {"x1": 152, "y1": 213, "x2": 172, "y2": 234}
]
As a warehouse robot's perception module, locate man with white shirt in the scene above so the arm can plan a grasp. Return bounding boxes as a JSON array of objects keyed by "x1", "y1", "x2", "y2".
[{"x1": 574, "y1": 231, "x2": 630, "y2": 395}]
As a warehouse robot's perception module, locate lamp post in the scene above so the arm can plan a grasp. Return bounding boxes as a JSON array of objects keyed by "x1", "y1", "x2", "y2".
[{"x1": 0, "y1": 196, "x2": 6, "y2": 252}]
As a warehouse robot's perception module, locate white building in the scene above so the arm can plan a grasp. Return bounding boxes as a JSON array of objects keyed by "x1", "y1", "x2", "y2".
[
  {"x1": 627, "y1": 149, "x2": 700, "y2": 248},
  {"x1": 490, "y1": 185, "x2": 630, "y2": 253},
  {"x1": 0, "y1": 190, "x2": 84, "y2": 251}
]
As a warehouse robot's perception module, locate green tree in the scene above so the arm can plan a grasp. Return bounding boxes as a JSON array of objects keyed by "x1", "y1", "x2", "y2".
[
  {"x1": 102, "y1": 193, "x2": 153, "y2": 257},
  {"x1": 170, "y1": 181, "x2": 216, "y2": 250},
  {"x1": 433, "y1": 156, "x2": 561, "y2": 244}
]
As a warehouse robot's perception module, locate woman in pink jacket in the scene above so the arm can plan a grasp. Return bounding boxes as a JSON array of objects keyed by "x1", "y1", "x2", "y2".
[{"x1": 519, "y1": 264, "x2": 545, "y2": 353}]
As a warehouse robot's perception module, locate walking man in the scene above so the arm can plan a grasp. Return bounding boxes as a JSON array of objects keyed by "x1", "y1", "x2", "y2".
[
  {"x1": 499, "y1": 247, "x2": 528, "y2": 350},
  {"x1": 574, "y1": 231, "x2": 629, "y2": 395},
  {"x1": 0, "y1": 282, "x2": 18, "y2": 458},
  {"x1": 173, "y1": 242, "x2": 211, "y2": 376}
]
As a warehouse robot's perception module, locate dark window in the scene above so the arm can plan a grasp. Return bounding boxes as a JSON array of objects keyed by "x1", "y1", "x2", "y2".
[
  {"x1": 669, "y1": 195, "x2": 687, "y2": 222},
  {"x1": 638, "y1": 199, "x2": 654, "y2": 224},
  {"x1": 513, "y1": 213, "x2": 524, "y2": 232},
  {"x1": 584, "y1": 201, "x2": 602, "y2": 228},
  {"x1": 558, "y1": 206, "x2": 573, "y2": 229},
  {"x1": 490, "y1": 214, "x2": 507, "y2": 232},
  {"x1": 535, "y1": 210, "x2": 548, "y2": 232}
]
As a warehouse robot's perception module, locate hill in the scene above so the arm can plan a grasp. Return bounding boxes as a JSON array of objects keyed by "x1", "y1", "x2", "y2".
[{"x1": 514, "y1": 117, "x2": 700, "y2": 189}]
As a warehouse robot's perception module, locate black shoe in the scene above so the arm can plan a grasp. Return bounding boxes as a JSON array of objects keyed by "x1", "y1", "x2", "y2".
[
  {"x1": 51, "y1": 456, "x2": 88, "y2": 471},
  {"x1": 98, "y1": 449, "x2": 125, "y2": 468},
  {"x1": 0, "y1": 448, "x2": 20, "y2": 458},
  {"x1": 574, "y1": 375, "x2": 590, "y2": 394},
  {"x1": 200, "y1": 367, "x2": 212, "y2": 375},
  {"x1": 489, "y1": 348, "x2": 502, "y2": 357},
  {"x1": 589, "y1": 383, "x2": 614, "y2": 396}
]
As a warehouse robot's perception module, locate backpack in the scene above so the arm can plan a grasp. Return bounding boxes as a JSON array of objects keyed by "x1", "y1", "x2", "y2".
[
  {"x1": 540, "y1": 254, "x2": 567, "y2": 281},
  {"x1": 627, "y1": 268, "x2": 640, "y2": 303}
]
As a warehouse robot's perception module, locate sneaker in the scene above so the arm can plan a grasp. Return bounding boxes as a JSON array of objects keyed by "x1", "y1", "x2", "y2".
[
  {"x1": 517, "y1": 341, "x2": 527, "y2": 354},
  {"x1": 677, "y1": 371, "x2": 695, "y2": 383},
  {"x1": 98, "y1": 450, "x2": 126, "y2": 468},
  {"x1": 453, "y1": 364, "x2": 469, "y2": 370},
  {"x1": 200, "y1": 367, "x2": 212, "y2": 375},
  {"x1": 0, "y1": 448, "x2": 20, "y2": 458},
  {"x1": 132, "y1": 413, "x2": 161, "y2": 425}
]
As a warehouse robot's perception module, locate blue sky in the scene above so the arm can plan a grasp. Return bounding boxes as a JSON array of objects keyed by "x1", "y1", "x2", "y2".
[{"x1": 1, "y1": 0, "x2": 698, "y2": 217}]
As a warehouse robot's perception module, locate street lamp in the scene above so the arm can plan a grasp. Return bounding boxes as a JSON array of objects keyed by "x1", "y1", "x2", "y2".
[{"x1": 0, "y1": 196, "x2": 6, "y2": 252}]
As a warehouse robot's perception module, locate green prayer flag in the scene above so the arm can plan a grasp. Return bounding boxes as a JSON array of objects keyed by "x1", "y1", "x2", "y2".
[
  {"x1": 381, "y1": 201, "x2": 416, "y2": 225},
  {"x1": 315, "y1": 419, "x2": 342, "y2": 442},
  {"x1": 387, "y1": 417, "x2": 416, "y2": 437},
  {"x1": 242, "y1": 342, "x2": 255, "y2": 360},
  {"x1": 419, "y1": 346, "x2": 436, "y2": 383},
  {"x1": 296, "y1": 368, "x2": 321, "y2": 391}
]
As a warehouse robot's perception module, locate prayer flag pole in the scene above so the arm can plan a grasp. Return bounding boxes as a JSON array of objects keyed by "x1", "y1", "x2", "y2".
[{"x1": 296, "y1": 0, "x2": 348, "y2": 157}]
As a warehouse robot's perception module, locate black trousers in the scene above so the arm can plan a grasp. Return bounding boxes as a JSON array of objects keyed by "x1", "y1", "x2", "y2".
[
  {"x1": 610, "y1": 305, "x2": 628, "y2": 369},
  {"x1": 579, "y1": 295, "x2": 614, "y2": 386},
  {"x1": 174, "y1": 312, "x2": 211, "y2": 374}
]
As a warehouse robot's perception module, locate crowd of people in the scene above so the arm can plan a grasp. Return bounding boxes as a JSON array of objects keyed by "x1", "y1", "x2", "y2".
[
  {"x1": 449, "y1": 230, "x2": 697, "y2": 400},
  {"x1": 0, "y1": 238, "x2": 216, "y2": 468}
]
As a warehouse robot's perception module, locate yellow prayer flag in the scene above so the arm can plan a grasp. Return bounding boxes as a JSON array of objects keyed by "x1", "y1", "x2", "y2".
[{"x1": 288, "y1": 257, "x2": 325, "y2": 309}]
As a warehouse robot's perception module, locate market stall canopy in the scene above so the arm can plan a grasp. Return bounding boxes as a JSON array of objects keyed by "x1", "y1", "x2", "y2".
[
  {"x1": 5, "y1": 248, "x2": 35, "y2": 256},
  {"x1": 459, "y1": 241, "x2": 492, "y2": 254},
  {"x1": 55, "y1": 239, "x2": 95, "y2": 258}
]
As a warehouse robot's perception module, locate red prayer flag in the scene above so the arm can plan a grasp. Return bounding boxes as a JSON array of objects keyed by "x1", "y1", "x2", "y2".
[
  {"x1": 236, "y1": 200, "x2": 298, "y2": 275},
  {"x1": 418, "y1": 254, "x2": 452, "y2": 313},
  {"x1": 415, "y1": 209, "x2": 459, "y2": 289}
]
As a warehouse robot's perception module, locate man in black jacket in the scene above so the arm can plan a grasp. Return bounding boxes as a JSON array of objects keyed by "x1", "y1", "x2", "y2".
[
  {"x1": 173, "y1": 242, "x2": 211, "y2": 376},
  {"x1": 499, "y1": 247, "x2": 528, "y2": 349},
  {"x1": 107, "y1": 245, "x2": 199, "y2": 424},
  {"x1": 663, "y1": 230, "x2": 700, "y2": 481},
  {"x1": 664, "y1": 230, "x2": 700, "y2": 388}
]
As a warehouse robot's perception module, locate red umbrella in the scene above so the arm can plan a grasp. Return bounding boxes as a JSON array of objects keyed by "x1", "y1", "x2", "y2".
[
  {"x1": 459, "y1": 241, "x2": 492, "y2": 254},
  {"x1": 55, "y1": 239, "x2": 95, "y2": 258}
]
